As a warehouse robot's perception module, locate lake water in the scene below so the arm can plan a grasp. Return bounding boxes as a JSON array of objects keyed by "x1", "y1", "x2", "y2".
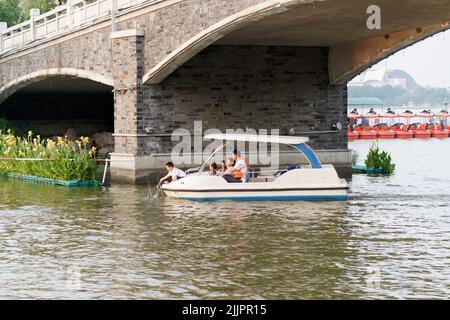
[{"x1": 0, "y1": 139, "x2": 449, "y2": 299}]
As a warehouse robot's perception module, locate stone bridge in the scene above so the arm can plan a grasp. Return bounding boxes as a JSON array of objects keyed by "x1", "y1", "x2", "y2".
[{"x1": 1, "y1": 0, "x2": 449, "y2": 182}]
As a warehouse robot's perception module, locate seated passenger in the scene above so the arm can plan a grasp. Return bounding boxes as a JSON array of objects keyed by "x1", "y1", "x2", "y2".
[
  {"x1": 222, "y1": 158, "x2": 241, "y2": 183},
  {"x1": 232, "y1": 150, "x2": 249, "y2": 183},
  {"x1": 159, "y1": 162, "x2": 186, "y2": 184}
]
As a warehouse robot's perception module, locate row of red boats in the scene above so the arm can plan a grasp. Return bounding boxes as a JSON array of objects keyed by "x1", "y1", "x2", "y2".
[{"x1": 347, "y1": 109, "x2": 450, "y2": 140}]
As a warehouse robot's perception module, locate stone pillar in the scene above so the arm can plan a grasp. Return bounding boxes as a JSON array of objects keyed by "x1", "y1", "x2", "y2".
[
  {"x1": 110, "y1": 29, "x2": 147, "y2": 183},
  {"x1": 0, "y1": 22, "x2": 7, "y2": 53},
  {"x1": 29, "y1": 8, "x2": 41, "y2": 42}
]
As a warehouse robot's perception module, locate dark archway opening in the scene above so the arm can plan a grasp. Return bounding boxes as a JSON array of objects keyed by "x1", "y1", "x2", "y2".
[{"x1": 0, "y1": 77, "x2": 114, "y2": 137}]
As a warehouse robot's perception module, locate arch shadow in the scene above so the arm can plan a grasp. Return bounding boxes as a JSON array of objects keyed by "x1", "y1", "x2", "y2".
[{"x1": 0, "y1": 68, "x2": 114, "y2": 104}]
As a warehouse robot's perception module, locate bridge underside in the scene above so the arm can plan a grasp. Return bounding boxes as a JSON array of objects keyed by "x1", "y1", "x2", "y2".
[
  {"x1": 215, "y1": 0, "x2": 450, "y2": 84},
  {"x1": 142, "y1": 0, "x2": 450, "y2": 86},
  {"x1": 0, "y1": 77, "x2": 113, "y2": 137}
]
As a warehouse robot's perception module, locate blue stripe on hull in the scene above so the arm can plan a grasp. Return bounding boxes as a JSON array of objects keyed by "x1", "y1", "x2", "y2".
[{"x1": 179, "y1": 195, "x2": 347, "y2": 202}]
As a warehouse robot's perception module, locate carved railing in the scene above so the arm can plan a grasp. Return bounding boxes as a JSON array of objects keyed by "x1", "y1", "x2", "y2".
[{"x1": 0, "y1": 0, "x2": 147, "y2": 55}]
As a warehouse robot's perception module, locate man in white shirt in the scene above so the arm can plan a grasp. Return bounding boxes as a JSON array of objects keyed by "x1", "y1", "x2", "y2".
[
  {"x1": 159, "y1": 162, "x2": 186, "y2": 184},
  {"x1": 232, "y1": 150, "x2": 248, "y2": 182}
]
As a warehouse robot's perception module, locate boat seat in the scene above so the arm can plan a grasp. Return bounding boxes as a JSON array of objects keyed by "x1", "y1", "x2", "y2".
[
  {"x1": 250, "y1": 176, "x2": 276, "y2": 183},
  {"x1": 276, "y1": 165, "x2": 301, "y2": 176}
]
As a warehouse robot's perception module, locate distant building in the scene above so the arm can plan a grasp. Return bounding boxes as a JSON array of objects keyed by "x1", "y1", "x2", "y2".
[{"x1": 349, "y1": 65, "x2": 420, "y2": 91}]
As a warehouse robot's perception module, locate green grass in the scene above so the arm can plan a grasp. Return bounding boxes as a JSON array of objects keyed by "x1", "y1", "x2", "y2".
[{"x1": 0, "y1": 129, "x2": 97, "y2": 181}]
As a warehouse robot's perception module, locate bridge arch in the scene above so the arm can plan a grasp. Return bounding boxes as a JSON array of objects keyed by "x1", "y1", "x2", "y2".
[
  {"x1": 142, "y1": 0, "x2": 450, "y2": 85},
  {"x1": 0, "y1": 68, "x2": 114, "y2": 104},
  {"x1": 329, "y1": 23, "x2": 450, "y2": 84},
  {"x1": 142, "y1": 0, "x2": 304, "y2": 85}
]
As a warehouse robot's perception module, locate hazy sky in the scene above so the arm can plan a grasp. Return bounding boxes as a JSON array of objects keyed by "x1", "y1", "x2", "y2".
[{"x1": 370, "y1": 29, "x2": 450, "y2": 88}]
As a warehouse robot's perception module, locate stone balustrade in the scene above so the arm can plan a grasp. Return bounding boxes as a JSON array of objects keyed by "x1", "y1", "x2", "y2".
[{"x1": 0, "y1": 0, "x2": 146, "y2": 55}]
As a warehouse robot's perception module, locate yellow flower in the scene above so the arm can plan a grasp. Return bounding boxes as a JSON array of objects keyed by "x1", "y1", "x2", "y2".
[
  {"x1": 57, "y1": 137, "x2": 65, "y2": 147},
  {"x1": 6, "y1": 135, "x2": 15, "y2": 146},
  {"x1": 47, "y1": 140, "x2": 55, "y2": 150},
  {"x1": 80, "y1": 136, "x2": 89, "y2": 147},
  {"x1": 28, "y1": 131, "x2": 33, "y2": 138},
  {"x1": 89, "y1": 146, "x2": 97, "y2": 157}
]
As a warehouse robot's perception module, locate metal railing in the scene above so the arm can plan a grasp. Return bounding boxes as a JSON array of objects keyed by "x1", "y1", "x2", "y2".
[{"x1": 0, "y1": 0, "x2": 145, "y2": 55}]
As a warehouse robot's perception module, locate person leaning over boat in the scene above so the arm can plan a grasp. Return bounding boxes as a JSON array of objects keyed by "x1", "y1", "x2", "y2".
[{"x1": 159, "y1": 162, "x2": 186, "y2": 184}]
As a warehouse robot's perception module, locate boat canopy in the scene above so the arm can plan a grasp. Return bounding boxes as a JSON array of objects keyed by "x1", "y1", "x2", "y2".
[
  {"x1": 205, "y1": 133, "x2": 309, "y2": 145},
  {"x1": 205, "y1": 133, "x2": 321, "y2": 169}
]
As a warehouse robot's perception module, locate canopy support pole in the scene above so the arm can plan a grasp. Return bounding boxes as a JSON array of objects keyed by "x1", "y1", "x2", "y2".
[{"x1": 291, "y1": 143, "x2": 322, "y2": 169}]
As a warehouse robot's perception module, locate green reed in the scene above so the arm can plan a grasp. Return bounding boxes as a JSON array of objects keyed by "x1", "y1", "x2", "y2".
[{"x1": 0, "y1": 129, "x2": 97, "y2": 181}]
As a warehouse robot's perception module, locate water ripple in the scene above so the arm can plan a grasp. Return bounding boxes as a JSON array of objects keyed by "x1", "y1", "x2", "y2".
[{"x1": 0, "y1": 139, "x2": 450, "y2": 298}]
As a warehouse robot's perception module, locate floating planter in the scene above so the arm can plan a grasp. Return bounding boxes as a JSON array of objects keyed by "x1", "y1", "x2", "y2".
[
  {"x1": 351, "y1": 165, "x2": 384, "y2": 174},
  {"x1": 1, "y1": 130, "x2": 99, "y2": 186},
  {"x1": 360, "y1": 144, "x2": 396, "y2": 175},
  {"x1": 5, "y1": 173, "x2": 100, "y2": 187}
]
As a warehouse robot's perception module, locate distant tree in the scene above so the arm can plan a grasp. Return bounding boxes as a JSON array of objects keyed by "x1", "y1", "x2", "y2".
[
  {"x1": 348, "y1": 85, "x2": 450, "y2": 107},
  {"x1": 19, "y1": 0, "x2": 55, "y2": 20},
  {"x1": 0, "y1": 0, "x2": 56, "y2": 26},
  {"x1": 0, "y1": 0, "x2": 23, "y2": 26}
]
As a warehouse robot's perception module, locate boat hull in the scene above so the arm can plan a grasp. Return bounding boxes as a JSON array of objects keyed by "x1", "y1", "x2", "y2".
[
  {"x1": 162, "y1": 166, "x2": 348, "y2": 202},
  {"x1": 359, "y1": 131, "x2": 377, "y2": 139},
  {"x1": 431, "y1": 130, "x2": 449, "y2": 138},
  {"x1": 395, "y1": 131, "x2": 413, "y2": 139},
  {"x1": 413, "y1": 130, "x2": 431, "y2": 138},
  {"x1": 163, "y1": 188, "x2": 348, "y2": 201},
  {"x1": 347, "y1": 131, "x2": 359, "y2": 140},
  {"x1": 376, "y1": 131, "x2": 396, "y2": 139}
]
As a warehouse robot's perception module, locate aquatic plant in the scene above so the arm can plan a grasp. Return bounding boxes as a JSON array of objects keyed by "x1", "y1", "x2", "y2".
[
  {"x1": 364, "y1": 145, "x2": 396, "y2": 175},
  {"x1": 0, "y1": 129, "x2": 97, "y2": 181}
]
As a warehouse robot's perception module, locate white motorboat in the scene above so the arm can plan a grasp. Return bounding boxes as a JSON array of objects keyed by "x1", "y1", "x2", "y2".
[{"x1": 162, "y1": 133, "x2": 348, "y2": 201}]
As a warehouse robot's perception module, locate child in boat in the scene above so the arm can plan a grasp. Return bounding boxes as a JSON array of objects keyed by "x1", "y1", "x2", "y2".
[
  {"x1": 209, "y1": 163, "x2": 218, "y2": 176},
  {"x1": 159, "y1": 162, "x2": 186, "y2": 184}
]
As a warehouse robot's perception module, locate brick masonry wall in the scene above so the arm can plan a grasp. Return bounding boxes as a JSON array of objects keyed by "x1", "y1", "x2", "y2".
[
  {"x1": 0, "y1": 27, "x2": 113, "y2": 89},
  {"x1": 132, "y1": 0, "x2": 266, "y2": 72},
  {"x1": 131, "y1": 45, "x2": 348, "y2": 156}
]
